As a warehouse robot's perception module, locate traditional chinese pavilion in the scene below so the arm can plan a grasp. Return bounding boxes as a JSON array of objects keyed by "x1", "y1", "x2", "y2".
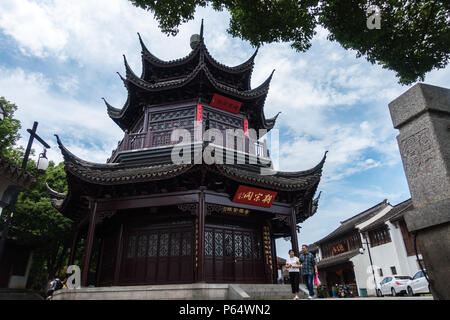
[{"x1": 48, "y1": 22, "x2": 326, "y2": 287}]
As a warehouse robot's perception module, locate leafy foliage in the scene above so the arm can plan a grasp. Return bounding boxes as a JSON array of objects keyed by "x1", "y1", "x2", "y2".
[
  {"x1": 0, "y1": 97, "x2": 72, "y2": 290},
  {"x1": 128, "y1": 0, "x2": 450, "y2": 84},
  {"x1": 0, "y1": 97, "x2": 25, "y2": 163},
  {"x1": 319, "y1": 0, "x2": 450, "y2": 84}
]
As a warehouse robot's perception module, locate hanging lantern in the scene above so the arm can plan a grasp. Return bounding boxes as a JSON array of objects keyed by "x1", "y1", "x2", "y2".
[{"x1": 37, "y1": 149, "x2": 49, "y2": 173}]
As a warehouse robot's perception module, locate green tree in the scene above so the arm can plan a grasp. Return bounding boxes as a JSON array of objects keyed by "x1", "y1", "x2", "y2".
[
  {"x1": 0, "y1": 97, "x2": 25, "y2": 163},
  {"x1": 129, "y1": 0, "x2": 449, "y2": 85},
  {"x1": 0, "y1": 97, "x2": 72, "y2": 290},
  {"x1": 11, "y1": 161, "x2": 72, "y2": 290}
]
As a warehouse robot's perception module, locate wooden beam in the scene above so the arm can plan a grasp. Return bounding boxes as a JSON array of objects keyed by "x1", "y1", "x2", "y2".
[
  {"x1": 96, "y1": 191, "x2": 200, "y2": 212},
  {"x1": 290, "y1": 206, "x2": 299, "y2": 256}
]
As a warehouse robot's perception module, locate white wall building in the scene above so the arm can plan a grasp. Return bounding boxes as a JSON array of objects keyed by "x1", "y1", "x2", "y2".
[
  {"x1": 312, "y1": 198, "x2": 423, "y2": 297},
  {"x1": 351, "y1": 199, "x2": 422, "y2": 296}
]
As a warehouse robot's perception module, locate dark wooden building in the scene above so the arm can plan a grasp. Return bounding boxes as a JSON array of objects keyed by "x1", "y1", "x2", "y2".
[{"x1": 49, "y1": 23, "x2": 325, "y2": 287}]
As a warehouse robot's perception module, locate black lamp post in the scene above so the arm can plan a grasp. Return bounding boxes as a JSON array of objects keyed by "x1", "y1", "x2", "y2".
[
  {"x1": 360, "y1": 237, "x2": 379, "y2": 295},
  {"x1": 0, "y1": 121, "x2": 51, "y2": 262}
]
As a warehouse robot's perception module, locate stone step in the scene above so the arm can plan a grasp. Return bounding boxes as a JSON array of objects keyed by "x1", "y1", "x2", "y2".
[
  {"x1": 236, "y1": 284, "x2": 309, "y2": 300},
  {"x1": 0, "y1": 289, "x2": 44, "y2": 300}
]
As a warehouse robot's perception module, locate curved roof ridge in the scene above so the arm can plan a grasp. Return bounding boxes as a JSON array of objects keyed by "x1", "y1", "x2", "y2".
[
  {"x1": 139, "y1": 32, "x2": 202, "y2": 67},
  {"x1": 202, "y1": 65, "x2": 271, "y2": 97},
  {"x1": 102, "y1": 97, "x2": 121, "y2": 117},
  {"x1": 263, "y1": 111, "x2": 281, "y2": 130},
  {"x1": 45, "y1": 182, "x2": 66, "y2": 199},
  {"x1": 123, "y1": 62, "x2": 270, "y2": 99},
  {"x1": 55, "y1": 134, "x2": 120, "y2": 169},
  {"x1": 275, "y1": 151, "x2": 327, "y2": 178},
  {"x1": 203, "y1": 45, "x2": 258, "y2": 73}
]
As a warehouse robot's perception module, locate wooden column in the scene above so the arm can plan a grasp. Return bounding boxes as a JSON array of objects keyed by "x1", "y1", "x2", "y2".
[
  {"x1": 113, "y1": 223, "x2": 124, "y2": 285},
  {"x1": 290, "y1": 206, "x2": 300, "y2": 256},
  {"x1": 68, "y1": 227, "x2": 79, "y2": 266},
  {"x1": 196, "y1": 187, "x2": 206, "y2": 282},
  {"x1": 81, "y1": 201, "x2": 97, "y2": 287},
  {"x1": 271, "y1": 236, "x2": 278, "y2": 283}
]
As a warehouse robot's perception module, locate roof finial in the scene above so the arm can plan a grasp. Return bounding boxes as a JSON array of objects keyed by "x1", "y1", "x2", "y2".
[{"x1": 200, "y1": 19, "x2": 204, "y2": 40}]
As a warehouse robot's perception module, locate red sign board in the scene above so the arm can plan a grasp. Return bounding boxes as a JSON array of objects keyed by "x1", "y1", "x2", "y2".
[
  {"x1": 210, "y1": 94, "x2": 242, "y2": 114},
  {"x1": 196, "y1": 104, "x2": 203, "y2": 124},
  {"x1": 243, "y1": 119, "x2": 249, "y2": 137},
  {"x1": 232, "y1": 185, "x2": 277, "y2": 208}
]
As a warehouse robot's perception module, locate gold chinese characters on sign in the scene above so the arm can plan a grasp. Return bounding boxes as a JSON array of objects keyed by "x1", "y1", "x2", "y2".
[
  {"x1": 222, "y1": 206, "x2": 250, "y2": 215},
  {"x1": 263, "y1": 226, "x2": 272, "y2": 270}
]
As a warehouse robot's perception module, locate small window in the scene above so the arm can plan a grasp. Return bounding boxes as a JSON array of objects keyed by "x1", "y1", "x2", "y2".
[
  {"x1": 378, "y1": 268, "x2": 383, "y2": 277},
  {"x1": 391, "y1": 266, "x2": 397, "y2": 275}
]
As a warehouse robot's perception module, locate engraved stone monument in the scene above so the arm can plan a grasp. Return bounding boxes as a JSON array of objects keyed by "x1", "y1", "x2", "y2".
[{"x1": 389, "y1": 83, "x2": 450, "y2": 300}]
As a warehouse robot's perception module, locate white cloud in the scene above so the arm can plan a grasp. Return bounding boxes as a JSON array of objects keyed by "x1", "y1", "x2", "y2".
[
  {"x1": 1, "y1": 0, "x2": 448, "y2": 248},
  {"x1": 0, "y1": 67, "x2": 122, "y2": 163}
]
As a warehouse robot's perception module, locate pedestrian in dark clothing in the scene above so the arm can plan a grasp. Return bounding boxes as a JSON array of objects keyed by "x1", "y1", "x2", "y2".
[{"x1": 299, "y1": 244, "x2": 318, "y2": 299}]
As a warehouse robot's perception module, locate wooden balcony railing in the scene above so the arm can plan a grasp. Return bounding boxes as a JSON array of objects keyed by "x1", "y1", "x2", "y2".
[{"x1": 108, "y1": 130, "x2": 269, "y2": 163}]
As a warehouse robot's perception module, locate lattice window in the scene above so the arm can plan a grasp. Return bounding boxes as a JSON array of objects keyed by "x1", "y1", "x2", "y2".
[
  {"x1": 170, "y1": 232, "x2": 181, "y2": 256},
  {"x1": 126, "y1": 235, "x2": 136, "y2": 258},
  {"x1": 147, "y1": 233, "x2": 158, "y2": 257},
  {"x1": 181, "y1": 232, "x2": 192, "y2": 256},
  {"x1": 224, "y1": 232, "x2": 233, "y2": 257},
  {"x1": 159, "y1": 233, "x2": 169, "y2": 257},
  {"x1": 253, "y1": 234, "x2": 262, "y2": 259},
  {"x1": 243, "y1": 234, "x2": 252, "y2": 258},
  {"x1": 214, "y1": 231, "x2": 223, "y2": 257},
  {"x1": 205, "y1": 231, "x2": 213, "y2": 256},
  {"x1": 234, "y1": 233, "x2": 243, "y2": 258},
  {"x1": 369, "y1": 225, "x2": 392, "y2": 247},
  {"x1": 137, "y1": 235, "x2": 148, "y2": 258}
]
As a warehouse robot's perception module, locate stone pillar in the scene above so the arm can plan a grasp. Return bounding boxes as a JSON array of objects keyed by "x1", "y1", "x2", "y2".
[{"x1": 388, "y1": 83, "x2": 450, "y2": 300}]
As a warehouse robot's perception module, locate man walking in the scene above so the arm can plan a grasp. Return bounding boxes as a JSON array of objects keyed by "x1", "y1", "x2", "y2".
[{"x1": 299, "y1": 244, "x2": 318, "y2": 299}]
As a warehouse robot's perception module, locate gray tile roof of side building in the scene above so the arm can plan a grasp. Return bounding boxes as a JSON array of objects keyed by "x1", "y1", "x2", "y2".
[
  {"x1": 314, "y1": 199, "x2": 390, "y2": 244},
  {"x1": 360, "y1": 198, "x2": 413, "y2": 232},
  {"x1": 317, "y1": 249, "x2": 360, "y2": 268}
]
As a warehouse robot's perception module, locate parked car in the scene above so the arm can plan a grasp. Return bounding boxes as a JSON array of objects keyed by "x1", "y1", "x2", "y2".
[
  {"x1": 407, "y1": 270, "x2": 430, "y2": 296},
  {"x1": 377, "y1": 276, "x2": 411, "y2": 297}
]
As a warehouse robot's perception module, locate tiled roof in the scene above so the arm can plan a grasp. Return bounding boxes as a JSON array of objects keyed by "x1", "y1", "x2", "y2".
[
  {"x1": 54, "y1": 135, "x2": 326, "y2": 191},
  {"x1": 317, "y1": 249, "x2": 360, "y2": 269},
  {"x1": 360, "y1": 198, "x2": 413, "y2": 232},
  {"x1": 0, "y1": 154, "x2": 34, "y2": 189}
]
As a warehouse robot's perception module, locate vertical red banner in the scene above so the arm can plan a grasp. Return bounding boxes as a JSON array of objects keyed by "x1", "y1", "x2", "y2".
[
  {"x1": 243, "y1": 119, "x2": 249, "y2": 137},
  {"x1": 196, "y1": 104, "x2": 203, "y2": 124}
]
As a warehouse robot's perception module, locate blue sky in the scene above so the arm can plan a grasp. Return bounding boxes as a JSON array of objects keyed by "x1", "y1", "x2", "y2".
[{"x1": 1, "y1": 0, "x2": 449, "y2": 259}]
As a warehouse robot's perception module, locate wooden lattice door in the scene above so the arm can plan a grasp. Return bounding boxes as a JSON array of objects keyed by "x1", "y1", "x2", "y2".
[
  {"x1": 120, "y1": 226, "x2": 194, "y2": 285},
  {"x1": 204, "y1": 225, "x2": 265, "y2": 283}
]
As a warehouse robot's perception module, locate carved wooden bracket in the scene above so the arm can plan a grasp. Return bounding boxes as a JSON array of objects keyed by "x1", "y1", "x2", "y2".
[{"x1": 177, "y1": 203, "x2": 198, "y2": 215}]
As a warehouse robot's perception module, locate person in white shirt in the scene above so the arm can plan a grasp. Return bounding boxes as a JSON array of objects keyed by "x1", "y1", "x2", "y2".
[{"x1": 286, "y1": 249, "x2": 301, "y2": 300}]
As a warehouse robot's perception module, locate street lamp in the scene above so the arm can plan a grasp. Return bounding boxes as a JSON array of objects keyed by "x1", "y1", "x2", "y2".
[
  {"x1": 0, "y1": 121, "x2": 51, "y2": 261},
  {"x1": 37, "y1": 149, "x2": 49, "y2": 173},
  {"x1": 0, "y1": 101, "x2": 6, "y2": 121},
  {"x1": 360, "y1": 237, "x2": 379, "y2": 296}
]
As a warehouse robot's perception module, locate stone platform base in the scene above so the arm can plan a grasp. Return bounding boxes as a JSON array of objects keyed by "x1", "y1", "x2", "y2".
[{"x1": 52, "y1": 283, "x2": 309, "y2": 300}]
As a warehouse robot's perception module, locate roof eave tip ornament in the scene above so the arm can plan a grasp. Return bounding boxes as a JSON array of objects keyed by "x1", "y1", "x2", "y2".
[{"x1": 200, "y1": 19, "x2": 204, "y2": 40}]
